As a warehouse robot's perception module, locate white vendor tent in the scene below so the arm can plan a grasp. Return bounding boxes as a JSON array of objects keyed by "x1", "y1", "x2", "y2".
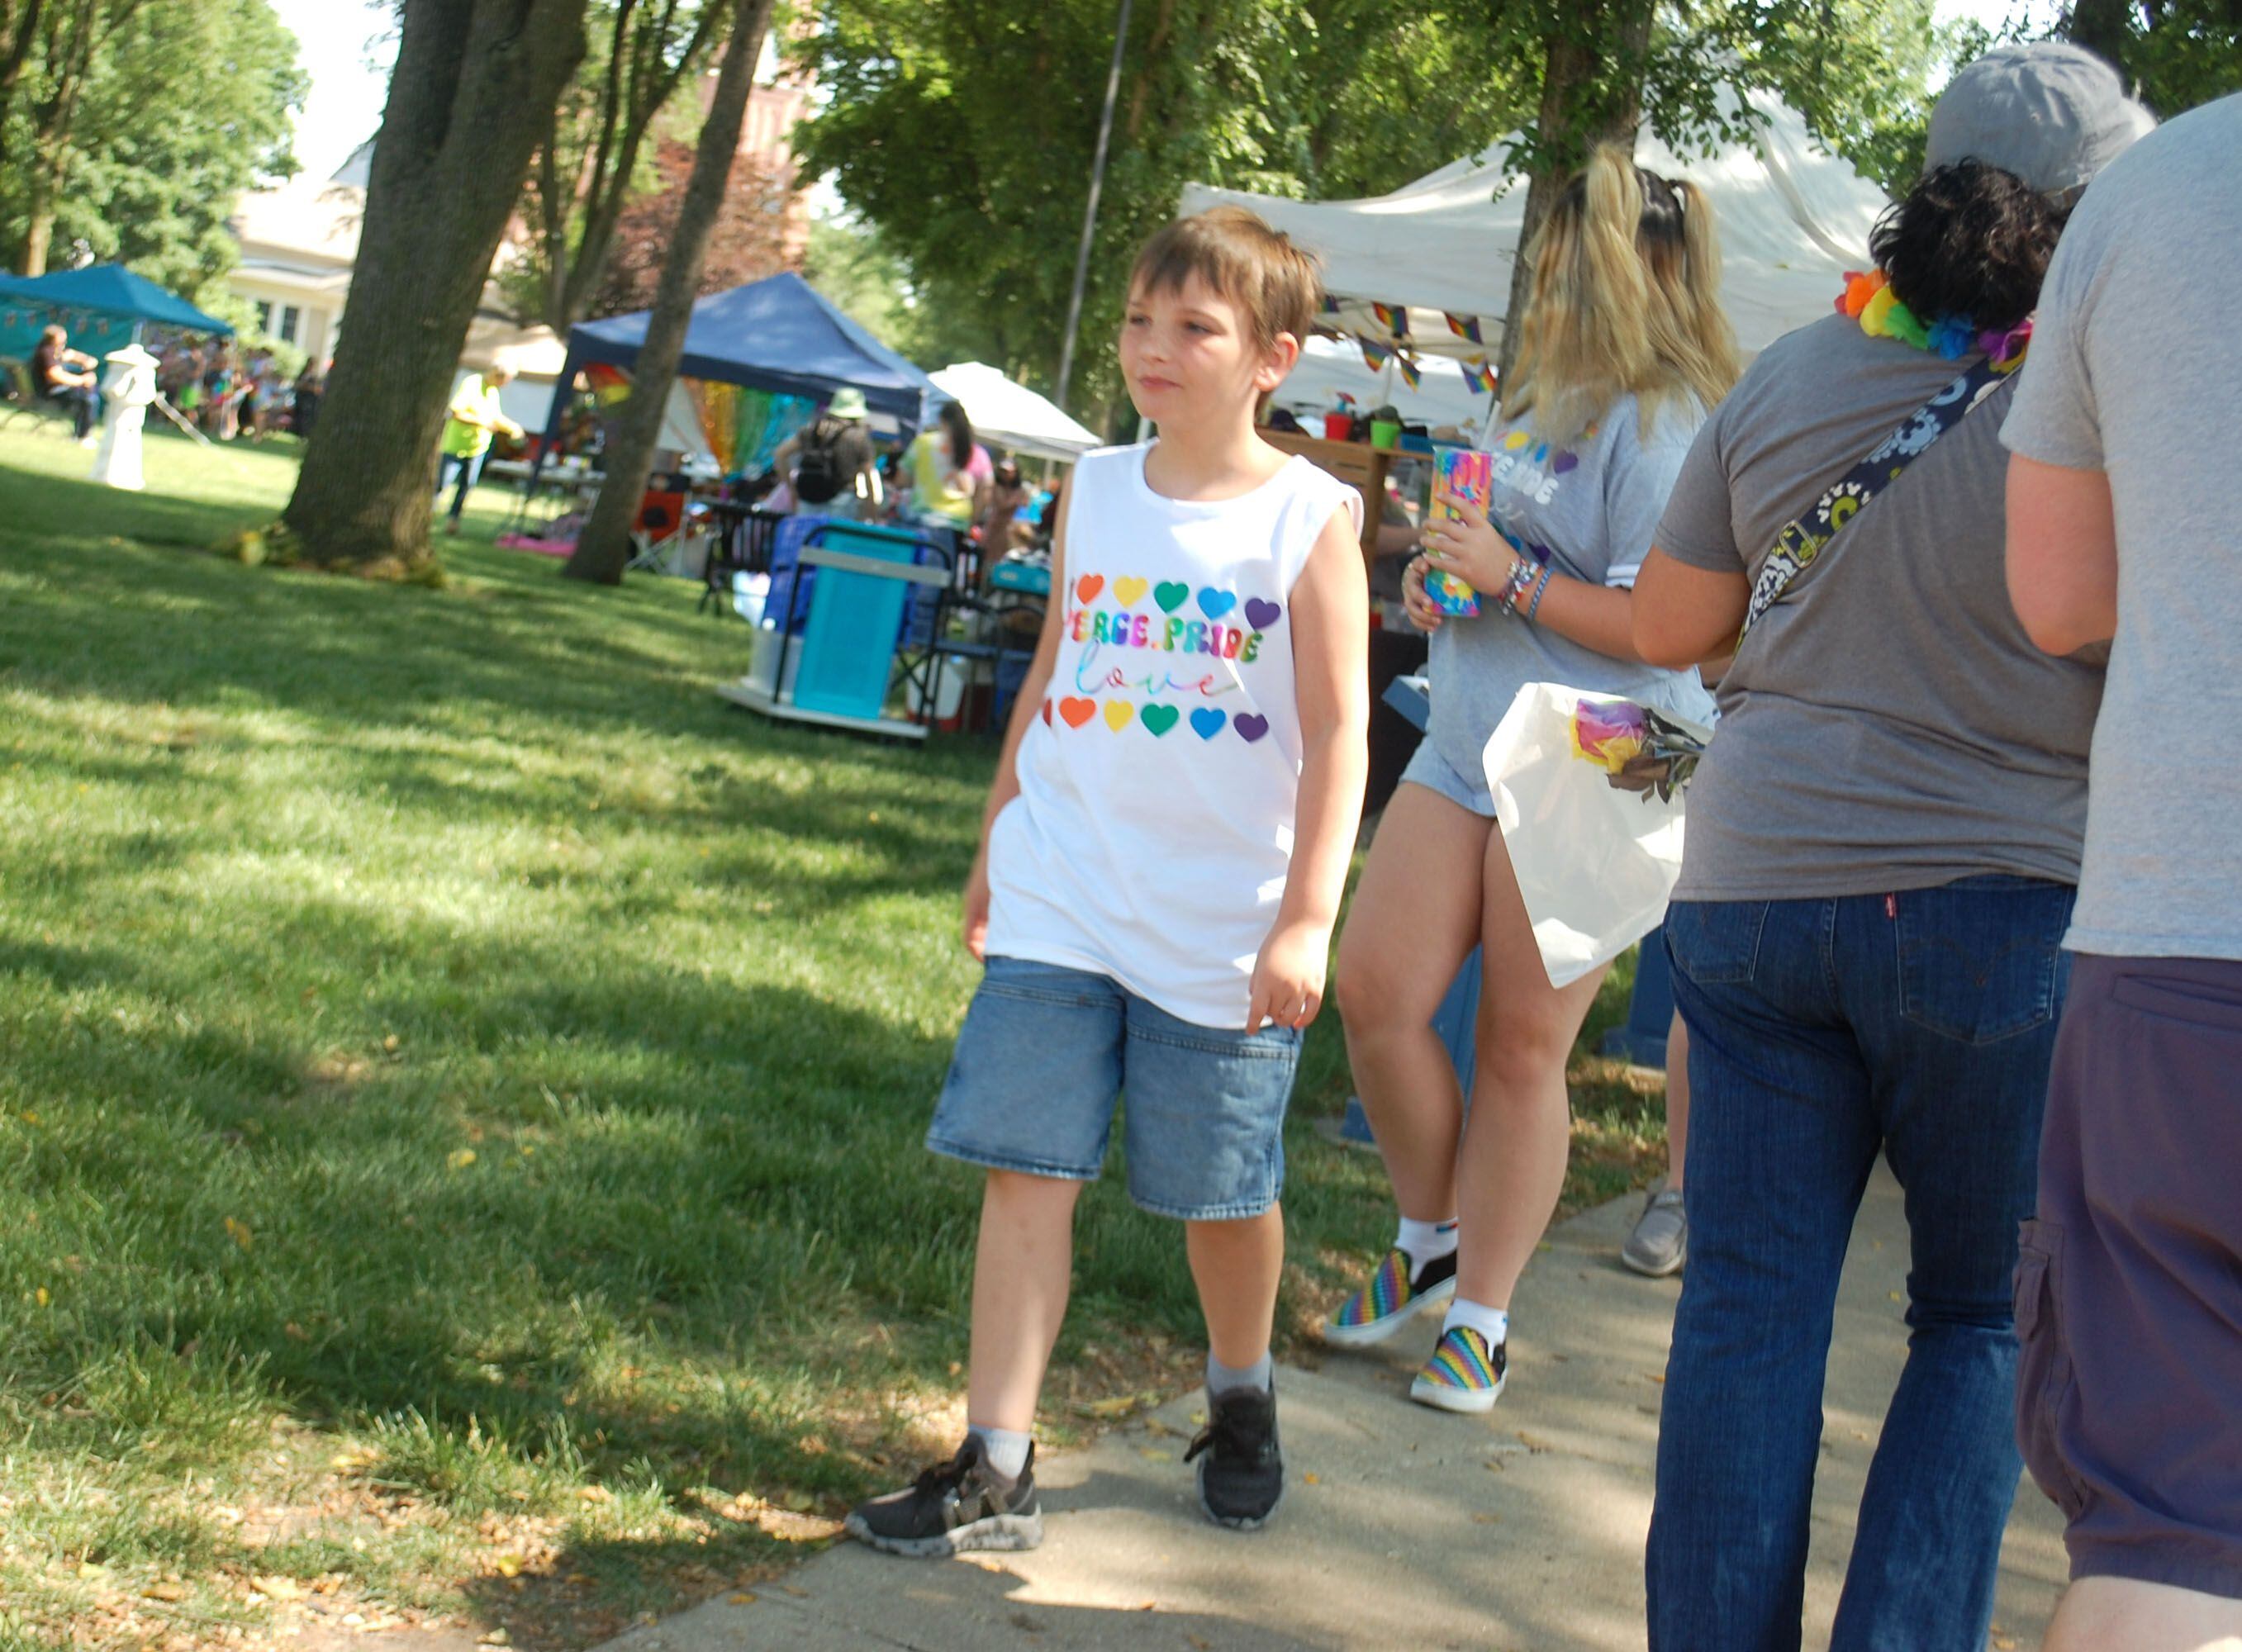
[
  {"x1": 1180, "y1": 91, "x2": 1890, "y2": 368},
  {"x1": 930, "y1": 362, "x2": 1102, "y2": 463}
]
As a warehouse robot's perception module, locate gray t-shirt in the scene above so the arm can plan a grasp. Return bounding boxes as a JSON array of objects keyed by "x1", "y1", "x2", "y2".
[
  {"x1": 1426, "y1": 392, "x2": 1715, "y2": 785},
  {"x1": 2002, "y1": 93, "x2": 2242, "y2": 961},
  {"x1": 1657, "y1": 311, "x2": 2103, "y2": 900}
]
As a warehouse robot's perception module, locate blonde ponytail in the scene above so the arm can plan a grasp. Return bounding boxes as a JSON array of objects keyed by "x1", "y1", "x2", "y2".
[{"x1": 1501, "y1": 145, "x2": 1741, "y2": 448}]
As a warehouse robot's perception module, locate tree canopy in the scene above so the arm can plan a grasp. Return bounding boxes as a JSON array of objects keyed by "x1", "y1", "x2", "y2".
[
  {"x1": 0, "y1": 0, "x2": 305, "y2": 297},
  {"x1": 791, "y1": 0, "x2": 1976, "y2": 420}
]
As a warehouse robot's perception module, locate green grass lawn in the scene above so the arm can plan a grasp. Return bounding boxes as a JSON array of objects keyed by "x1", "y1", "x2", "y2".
[{"x1": 0, "y1": 423, "x2": 1666, "y2": 1650}]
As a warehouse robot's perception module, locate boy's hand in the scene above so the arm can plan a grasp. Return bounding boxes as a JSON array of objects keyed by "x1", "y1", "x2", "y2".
[
  {"x1": 1247, "y1": 915, "x2": 1332, "y2": 1032},
  {"x1": 962, "y1": 853, "x2": 991, "y2": 961}
]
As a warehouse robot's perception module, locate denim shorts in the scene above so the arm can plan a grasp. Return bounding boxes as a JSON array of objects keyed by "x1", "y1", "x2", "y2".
[
  {"x1": 926, "y1": 956, "x2": 1303, "y2": 1220},
  {"x1": 1399, "y1": 737, "x2": 1497, "y2": 819}
]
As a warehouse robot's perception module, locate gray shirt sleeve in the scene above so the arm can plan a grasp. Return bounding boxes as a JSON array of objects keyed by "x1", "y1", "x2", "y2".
[
  {"x1": 2000, "y1": 210, "x2": 2106, "y2": 471},
  {"x1": 1651, "y1": 406, "x2": 1744, "y2": 576},
  {"x1": 1603, "y1": 404, "x2": 1698, "y2": 588}
]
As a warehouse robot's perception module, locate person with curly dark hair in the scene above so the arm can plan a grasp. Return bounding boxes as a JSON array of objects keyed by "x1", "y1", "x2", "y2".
[{"x1": 1626, "y1": 43, "x2": 2154, "y2": 1650}]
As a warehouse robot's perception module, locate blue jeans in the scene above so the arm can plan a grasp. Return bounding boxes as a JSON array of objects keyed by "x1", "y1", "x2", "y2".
[
  {"x1": 1646, "y1": 876, "x2": 2074, "y2": 1652},
  {"x1": 435, "y1": 449, "x2": 487, "y2": 524}
]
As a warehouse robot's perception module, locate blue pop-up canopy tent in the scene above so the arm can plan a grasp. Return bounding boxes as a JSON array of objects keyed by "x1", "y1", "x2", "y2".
[
  {"x1": 0, "y1": 263, "x2": 232, "y2": 363},
  {"x1": 545, "y1": 271, "x2": 947, "y2": 454}
]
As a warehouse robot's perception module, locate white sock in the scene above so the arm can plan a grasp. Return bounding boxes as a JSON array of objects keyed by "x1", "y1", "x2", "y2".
[
  {"x1": 1396, "y1": 1216, "x2": 1460, "y2": 1277},
  {"x1": 966, "y1": 1423, "x2": 1032, "y2": 1480},
  {"x1": 1442, "y1": 1297, "x2": 1509, "y2": 1348},
  {"x1": 1207, "y1": 1349, "x2": 1274, "y2": 1396}
]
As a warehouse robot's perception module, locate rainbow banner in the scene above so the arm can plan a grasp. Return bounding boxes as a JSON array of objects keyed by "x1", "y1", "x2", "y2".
[
  {"x1": 1395, "y1": 353, "x2": 1423, "y2": 390},
  {"x1": 1459, "y1": 354, "x2": 1496, "y2": 393},
  {"x1": 1370, "y1": 301, "x2": 1409, "y2": 339},
  {"x1": 1359, "y1": 335, "x2": 1396, "y2": 371},
  {"x1": 1445, "y1": 312, "x2": 1484, "y2": 345}
]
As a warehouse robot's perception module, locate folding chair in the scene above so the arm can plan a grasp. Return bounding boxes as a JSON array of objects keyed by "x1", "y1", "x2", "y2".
[
  {"x1": 0, "y1": 358, "x2": 71, "y2": 438},
  {"x1": 700, "y1": 503, "x2": 783, "y2": 615},
  {"x1": 625, "y1": 480, "x2": 691, "y2": 573}
]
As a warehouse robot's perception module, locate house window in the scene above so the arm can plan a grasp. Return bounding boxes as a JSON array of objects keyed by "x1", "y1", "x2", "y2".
[
  {"x1": 279, "y1": 305, "x2": 301, "y2": 344},
  {"x1": 254, "y1": 300, "x2": 273, "y2": 333}
]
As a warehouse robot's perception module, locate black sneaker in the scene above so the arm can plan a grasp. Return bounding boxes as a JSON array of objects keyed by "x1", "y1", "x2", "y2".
[
  {"x1": 843, "y1": 1436, "x2": 1043, "y2": 1558},
  {"x1": 1185, "y1": 1385, "x2": 1284, "y2": 1531}
]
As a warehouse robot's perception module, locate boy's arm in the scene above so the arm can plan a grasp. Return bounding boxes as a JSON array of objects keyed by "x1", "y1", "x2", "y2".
[
  {"x1": 1249, "y1": 507, "x2": 1370, "y2": 1032},
  {"x1": 962, "y1": 508, "x2": 1071, "y2": 959}
]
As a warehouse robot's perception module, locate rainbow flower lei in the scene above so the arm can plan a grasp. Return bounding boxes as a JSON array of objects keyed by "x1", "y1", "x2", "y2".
[{"x1": 1836, "y1": 269, "x2": 2032, "y2": 367}]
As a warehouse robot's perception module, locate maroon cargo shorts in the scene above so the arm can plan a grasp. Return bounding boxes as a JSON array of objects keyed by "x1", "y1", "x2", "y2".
[{"x1": 2016, "y1": 952, "x2": 2242, "y2": 1599}]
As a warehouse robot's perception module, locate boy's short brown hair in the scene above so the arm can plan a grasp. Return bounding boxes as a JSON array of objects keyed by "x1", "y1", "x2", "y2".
[{"x1": 1128, "y1": 206, "x2": 1323, "y2": 355}]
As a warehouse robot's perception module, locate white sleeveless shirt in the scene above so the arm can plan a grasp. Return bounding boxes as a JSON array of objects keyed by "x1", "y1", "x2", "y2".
[{"x1": 985, "y1": 442, "x2": 1362, "y2": 1028}]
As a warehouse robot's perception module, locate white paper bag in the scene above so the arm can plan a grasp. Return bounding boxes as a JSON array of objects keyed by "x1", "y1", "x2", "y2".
[{"x1": 1481, "y1": 682, "x2": 1700, "y2": 989}]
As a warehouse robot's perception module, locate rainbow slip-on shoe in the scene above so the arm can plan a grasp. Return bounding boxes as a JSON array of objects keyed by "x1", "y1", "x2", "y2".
[
  {"x1": 1322, "y1": 1246, "x2": 1458, "y2": 1350},
  {"x1": 1409, "y1": 1323, "x2": 1508, "y2": 1415}
]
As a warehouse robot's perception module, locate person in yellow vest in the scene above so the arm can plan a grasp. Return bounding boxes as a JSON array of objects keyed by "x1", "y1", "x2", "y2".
[{"x1": 435, "y1": 363, "x2": 523, "y2": 535}]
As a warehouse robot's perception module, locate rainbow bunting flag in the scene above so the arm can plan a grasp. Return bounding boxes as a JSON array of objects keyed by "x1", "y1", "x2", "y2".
[
  {"x1": 1445, "y1": 312, "x2": 1484, "y2": 345},
  {"x1": 1459, "y1": 354, "x2": 1496, "y2": 393},
  {"x1": 1370, "y1": 301, "x2": 1409, "y2": 339},
  {"x1": 1359, "y1": 335, "x2": 1396, "y2": 370},
  {"x1": 1319, "y1": 294, "x2": 1342, "y2": 316},
  {"x1": 1395, "y1": 353, "x2": 1423, "y2": 390}
]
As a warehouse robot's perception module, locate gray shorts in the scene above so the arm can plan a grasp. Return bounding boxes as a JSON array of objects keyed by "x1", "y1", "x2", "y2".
[
  {"x1": 2016, "y1": 952, "x2": 2242, "y2": 1599},
  {"x1": 1399, "y1": 736, "x2": 1497, "y2": 818}
]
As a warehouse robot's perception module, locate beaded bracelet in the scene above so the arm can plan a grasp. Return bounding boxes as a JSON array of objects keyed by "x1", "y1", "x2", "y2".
[
  {"x1": 1524, "y1": 567, "x2": 1552, "y2": 622},
  {"x1": 1497, "y1": 558, "x2": 1537, "y2": 615}
]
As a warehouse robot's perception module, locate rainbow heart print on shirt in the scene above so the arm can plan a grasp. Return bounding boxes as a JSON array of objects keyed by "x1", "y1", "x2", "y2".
[{"x1": 1043, "y1": 571, "x2": 1285, "y2": 742}]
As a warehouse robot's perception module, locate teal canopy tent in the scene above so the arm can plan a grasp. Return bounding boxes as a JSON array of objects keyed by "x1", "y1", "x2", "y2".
[{"x1": 0, "y1": 263, "x2": 233, "y2": 363}]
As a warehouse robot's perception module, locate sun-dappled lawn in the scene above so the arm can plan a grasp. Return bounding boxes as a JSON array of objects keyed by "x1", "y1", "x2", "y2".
[{"x1": 0, "y1": 424, "x2": 1665, "y2": 1649}]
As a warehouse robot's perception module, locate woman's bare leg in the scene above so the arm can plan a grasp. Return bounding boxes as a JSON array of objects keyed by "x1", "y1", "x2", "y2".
[
  {"x1": 1334, "y1": 783, "x2": 1495, "y2": 1221},
  {"x1": 1451, "y1": 821, "x2": 1608, "y2": 1309}
]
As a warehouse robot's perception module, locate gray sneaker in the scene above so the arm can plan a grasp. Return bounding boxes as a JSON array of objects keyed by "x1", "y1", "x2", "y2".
[{"x1": 1622, "y1": 1188, "x2": 1687, "y2": 1277}]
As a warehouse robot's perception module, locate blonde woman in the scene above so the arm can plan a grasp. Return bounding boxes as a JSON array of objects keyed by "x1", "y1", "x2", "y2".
[{"x1": 1325, "y1": 148, "x2": 1737, "y2": 1412}]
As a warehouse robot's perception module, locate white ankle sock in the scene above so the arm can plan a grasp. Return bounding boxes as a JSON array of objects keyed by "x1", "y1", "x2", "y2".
[
  {"x1": 1442, "y1": 1297, "x2": 1509, "y2": 1348},
  {"x1": 1207, "y1": 1349, "x2": 1274, "y2": 1396},
  {"x1": 1396, "y1": 1216, "x2": 1460, "y2": 1276},
  {"x1": 966, "y1": 1423, "x2": 1032, "y2": 1480}
]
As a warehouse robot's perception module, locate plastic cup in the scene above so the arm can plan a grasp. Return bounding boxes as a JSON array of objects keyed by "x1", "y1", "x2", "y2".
[{"x1": 1370, "y1": 420, "x2": 1400, "y2": 450}]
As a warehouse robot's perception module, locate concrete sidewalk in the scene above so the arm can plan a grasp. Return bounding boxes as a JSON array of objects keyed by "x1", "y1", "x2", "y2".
[{"x1": 597, "y1": 1172, "x2": 2067, "y2": 1651}]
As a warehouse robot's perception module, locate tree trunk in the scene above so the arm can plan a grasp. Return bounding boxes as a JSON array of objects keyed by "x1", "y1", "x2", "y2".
[
  {"x1": 280, "y1": 0, "x2": 589, "y2": 575},
  {"x1": 2062, "y1": 0, "x2": 2133, "y2": 78},
  {"x1": 1494, "y1": 0, "x2": 1654, "y2": 383},
  {"x1": 564, "y1": 0, "x2": 771, "y2": 585}
]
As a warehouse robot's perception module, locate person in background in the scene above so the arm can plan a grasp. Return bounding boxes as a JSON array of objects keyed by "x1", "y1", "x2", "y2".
[
  {"x1": 976, "y1": 456, "x2": 1034, "y2": 555},
  {"x1": 291, "y1": 365, "x2": 323, "y2": 440},
  {"x1": 2002, "y1": 88, "x2": 2242, "y2": 1652},
  {"x1": 1324, "y1": 148, "x2": 1735, "y2": 1416},
  {"x1": 435, "y1": 363, "x2": 523, "y2": 536},
  {"x1": 905, "y1": 400, "x2": 991, "y2": 529},
  {"x1": 28, "y1": 325, "x2": 102, "y2": 444},
  {"x1": 1630, "y1": 45, "x2": 2151, "y2": 1651},
  {"x1": 769, "y1": 387, "x2": 879, "y2": 517}
]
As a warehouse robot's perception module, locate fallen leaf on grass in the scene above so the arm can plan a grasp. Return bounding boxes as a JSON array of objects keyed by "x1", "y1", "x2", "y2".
[
  {"x1": 250, "y1": 1575, "x2": 305, "y2": 1600},
  {"x1": 492, "y1": 1555, "x2": 523, "y2": 1578},
  {"x1": 76, "y1": 1560, "x2": 110, "y2": 1579},
  {"x1": 1071, "y1": 1393, "x2": 1145, "y2": 1419},
  {"x1": 330, "y1": 1450, "x2": 373, "y2": 1473},
  {"x1": 224, "y1": 1217, "x2": 253, "y2": 1250},
  {"x1": 143, "y1": 1582, "x2": 189, "y2": 1602},
  {"x1": 478, "y1": 1633, "x2": 510, "y2": 1648},
  {"x1": 449, "y1": 1149, "x2": 478, "y2": 1170},
  {"x1": 729, "y1": 1593, "x2": 757, "y2": 1606}
]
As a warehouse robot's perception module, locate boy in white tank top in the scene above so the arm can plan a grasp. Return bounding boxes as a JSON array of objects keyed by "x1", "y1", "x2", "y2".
[{"x1": 847, "y1": 209, "x2": 1369, "y2": 1555}]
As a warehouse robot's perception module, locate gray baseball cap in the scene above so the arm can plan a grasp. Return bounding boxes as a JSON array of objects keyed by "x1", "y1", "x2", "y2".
[{"x1": 1925, "y1": 41, "x2": 2155, "y2": 196}]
